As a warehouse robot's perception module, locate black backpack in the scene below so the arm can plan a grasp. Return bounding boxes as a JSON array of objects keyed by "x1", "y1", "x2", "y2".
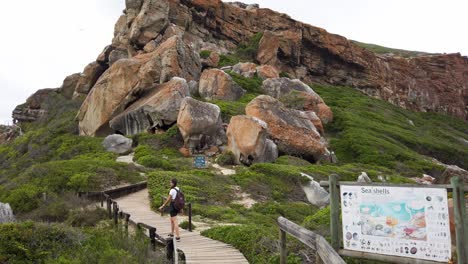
[{"x1": 172, "y1": 188, "x2": 185, "y2": 211}]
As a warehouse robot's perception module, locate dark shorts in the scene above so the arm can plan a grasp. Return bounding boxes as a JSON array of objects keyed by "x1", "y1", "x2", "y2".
[{"x1": 169, "y1": 202, "x2": 179, "y2": 217}]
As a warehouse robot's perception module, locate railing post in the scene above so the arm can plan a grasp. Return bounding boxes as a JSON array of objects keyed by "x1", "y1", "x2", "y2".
[
  {"x1": 149, "y1": 227, "x2": 157, "y2": 251},
  {"x1": 279, "y1": 229, "x2": 286, "y2": 264},
  {"x1": 113, "y1": 202, "x2": 119, "y2": 226},
  {"x1": 100, "y1": 192, "x2": 104, "y2": 207},
  {"x1": 188, "y1": 203, "x2": 192, "y2": 232},
  {"x1": 451, "y1": 176, "x2": 468, "y2": 264},
  {"x1": 107, "y1": 198, "x2": 112, "y2": 219},
  {"x1": 124, "y1": 214, "x2": 130, "y2": 234},
  {"x1": 161, "y1": 196, "x2": 164, "y2": 217},
  {"x1": 330, "y1": 174, "x2": 340, "y2": 250}
]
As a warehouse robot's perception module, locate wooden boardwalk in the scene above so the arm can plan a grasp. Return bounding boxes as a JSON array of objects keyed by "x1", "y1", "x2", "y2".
[{"x1": 115, "y1": 189, "x2": 249, "y2": 264}]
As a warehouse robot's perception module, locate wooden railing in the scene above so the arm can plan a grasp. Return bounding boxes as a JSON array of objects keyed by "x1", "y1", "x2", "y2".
[
  {"x1": 277, "y1": 216, "x2": 345, "y2": 264},
  {"x1": 78, "y1": 182, "x2": 186, "y2": 263}
]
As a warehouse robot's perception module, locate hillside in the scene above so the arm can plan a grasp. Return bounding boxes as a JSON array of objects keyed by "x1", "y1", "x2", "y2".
[{"x1": 1, "y1": 0, "x2": 468, "y2": 263}]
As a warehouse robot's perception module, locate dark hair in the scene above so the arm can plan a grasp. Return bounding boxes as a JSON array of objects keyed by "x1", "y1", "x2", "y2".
[{"x1": 171, "y1": 178, "x2": 178, "y2": 187}]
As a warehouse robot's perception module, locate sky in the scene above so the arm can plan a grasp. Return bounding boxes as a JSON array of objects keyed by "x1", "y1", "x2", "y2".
[{"x1": 0, "y1": 0, "x2": 466, "y2": 124}]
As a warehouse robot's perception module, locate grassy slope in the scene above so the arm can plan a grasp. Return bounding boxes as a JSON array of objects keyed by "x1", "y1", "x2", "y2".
[
  {"x1": 314, "y1": 84, "x2": 467, "y2": 175},
  {"x1": 0, "y1": 221, "x2": 166, "y2": 264},
  {"x1": 0, "y1": 92, "x2": 144, "y2": 215},
  {"x1": 352, "y1": 40, "x2": 435, "y2": 58}
]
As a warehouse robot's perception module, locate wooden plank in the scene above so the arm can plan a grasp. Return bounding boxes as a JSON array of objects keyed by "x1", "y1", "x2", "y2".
[
  {"x1": 316, "y1": 236, "x2": 345, "y2": 264},
  {"x1": 339, "y1": 249, "x2": 442, "y2": 264},
  {"x1": 452, "y1": 176, "x2": 468, "y2": 264},
  {"x1": 329, "y1": 174, "x2": 340, "y2": 250},
  {"x1": 277, "y1": 216, "x2": 316, "y2": 250}
]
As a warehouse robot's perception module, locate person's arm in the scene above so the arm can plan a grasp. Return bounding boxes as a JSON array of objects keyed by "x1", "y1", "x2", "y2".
[{"x1": 159, "y1": 194, "x2": 172, "y2": 211}]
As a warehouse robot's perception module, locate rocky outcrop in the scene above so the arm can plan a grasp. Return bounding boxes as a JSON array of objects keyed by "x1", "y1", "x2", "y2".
[
  {"x1": 226, "y1": 115, "x2": 278, "y2": 165},
  {"x1": 199, "y1": 69, "x2": 245, "y2": 101},
  {"x1": 59, "y1": 73, "x2": 81, "y2": 100},
  {"x1": 109, "y1": 77, "x2": 189, "y2": 135},
  {"x1": 177, "y1": 97, "x2": 226, "y2": 154},
  {"x1": 122, "y1": 0, "x2": 466, "y2": 120},
  {"x1": 256, "y1": 65, "x2": 279, "y2": 80},
  {"x1": 73, "y1": 62, "x2": 108, "y2": 98},
  {"x1": 12, "y1": 88, "x2": 57, "y2": 123},
  {"x1": 0, "y1": 125, "x2": 21, "y2": 145},
  {"x1": 245, "y1": 95, "x2": 329, "y2": 162},
  {"x1": 261, "y1": 78, "x2": 333, "y2": 124},
  {"x1": 232, "y1": 62, "x2": 257, "y2": 78},
  {"x1": 201, "y1": 51, "x2": 220, "y2": 68},
  {"x1": 77, "y1": 36, "x2": 201, "y2": 136},
  {"x1": 102, "y1": 134, "x2": 133, "y2": 155},
  {"x1": 438, "y1": 165, "x2": 468, "y2": 184}
]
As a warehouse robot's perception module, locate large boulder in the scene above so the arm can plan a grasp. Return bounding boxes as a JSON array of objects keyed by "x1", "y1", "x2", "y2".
[
  {"x1": 73, "y1": 62, "x2": 108, "y2": 98},
  {"x1": 129, "y1": 0, "x2": 170, "y2": 47},
  {"x1": 199, "y1": 69, "x2": 245, "y2": 101},
  {"x1": 77, "y1": 36, "x2": 201, "y2": 136},
  {"x1": 177, "y1": 97, "x2": 226, "y2": 153},
  {"x1": 201, "y1": 51, "x2": 220, "y2": 68},
  {"x1": 232, "y1": 62, "x2": 257, "y2": 78},
  {"x1": 256, "y1": 65, "x2": 279, "y2": 80},
  {"x1": 109, "y1": 77, "x2": 189, "y2": 135},
  {"x1": 226, "y1": 115, "x2": 278, "y2": 165},
  {"x1": 102, "y1": 134, "x2": 133, "y2": 155},
  {"x1": 59, "y1": 73, "x2": 81, "y2": 99},
  {"x1": 262, "y1": 78, "x2": 333, "y2": 124},
  {"x1": 245, "y1": 95, "x2": 329, "y2": 162},
  {"x1": 438, "y1": 165, "x2": 468, "y2": 184}
]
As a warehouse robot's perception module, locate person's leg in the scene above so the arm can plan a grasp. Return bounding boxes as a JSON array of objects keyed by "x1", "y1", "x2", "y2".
[
  {"x1": 170, "y1": 217, "x2": 175, "y2": 235},
  {"x1": 173, "y1": 216, "x2": 180, "y2": 238}
]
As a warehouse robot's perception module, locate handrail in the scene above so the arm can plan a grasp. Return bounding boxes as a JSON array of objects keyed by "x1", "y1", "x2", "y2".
[{"x1": 277, "y1": 216, "x2": 345, "y2": 264}]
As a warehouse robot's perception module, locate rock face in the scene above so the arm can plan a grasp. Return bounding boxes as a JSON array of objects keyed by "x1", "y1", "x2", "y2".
[
  {"x1": 12, "y1": 88, "x2": 57, "y2": 123},
  {"x1": 102, "y1": 134, "x2": 133, "y2": 155},
  {"x1": 0, "y1": 125, "x2": 21, "y2": 145},
  {"x1": 118, "y1": 0, "x2": 466, "y2": 120},
  {"x1": 199, "y1": 69, "x2": 245, "y2": 101},
  {"x1": 232, "y1": 62, "x2": 257, "y2": 78},
  {"x1": 201, "y1": 51, "x2": 220, "y2": 68},
  {"x1": 73, "y1": 62, "x2": 108, "y2": 98},
  {"x1": 261, "y1": 78, "x2": 333, "y2": 124},
  {"x1": 226, "y1": 115, "x2": 278, "y2": 165},
  {"x1": 59, "y1": 73, "x2": 81, "y2": 99},
  {"x1": 438, "y1": 165, "x2": 468, "y2": 184},
  {"x1": 109, "y1": 77, "x2": 190, "y2": 135},
  {"x1": 256, "y1": 65, "x2": 279, "y2": 80},
  {"x1": 177, "y1": 97, "x2": 226, "y2": 153},
  {"x1": 246, "y1": 95, "x2": 328, "y2": 162},
  {"x1": 77, "y1": 36, "x2": 201, "y2": 136}
]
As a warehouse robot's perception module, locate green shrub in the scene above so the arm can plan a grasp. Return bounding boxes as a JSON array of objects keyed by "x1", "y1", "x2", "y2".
[
  {"x1": 279, "y1": 72, "x2": 290, "y2": 78},
  {"x1": 215, "y1": 151, "x2": 236, "y2": 166},
  {"x1": 0, "y1": 221, "x2": 166, "y2": 264},
  {"x1": 199, "y1": 50, "x2": 212, "y2": 59},
  {"x1": 179, "y1": 220, "x2": 196, "y2": 231}
]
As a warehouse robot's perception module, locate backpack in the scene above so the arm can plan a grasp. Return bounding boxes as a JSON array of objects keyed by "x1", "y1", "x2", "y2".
[{"x1": 172, "y1": 188, "x2": 185, "y2": 211}]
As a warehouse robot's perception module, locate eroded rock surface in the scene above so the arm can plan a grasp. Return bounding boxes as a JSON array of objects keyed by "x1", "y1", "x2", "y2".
[
  {"x1": 245, "y1": 95, "x2": 328, "y2": 162},
  {"x1": 226, "y1": 115, "x2": 278, "y2": 165}
]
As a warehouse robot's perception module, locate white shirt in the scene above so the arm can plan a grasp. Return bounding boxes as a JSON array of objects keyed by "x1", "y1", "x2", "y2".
[{"x1": 169, "y1": 187, "x2": 180, "y2": 200}]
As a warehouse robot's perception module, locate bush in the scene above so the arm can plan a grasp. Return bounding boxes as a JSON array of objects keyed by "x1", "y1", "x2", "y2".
[
  {"x1": 215, "y1": 151, "x2": 236, "y2": 166},
  {"x1": 179, "y1": 220, "x2": 196, "y2": 231},
  {"x1": 199, "y1": 50, "x2": 212, "y2": 59}
]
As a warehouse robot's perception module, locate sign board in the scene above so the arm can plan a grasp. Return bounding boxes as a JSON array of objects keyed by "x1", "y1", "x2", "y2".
[
  {"x1": 340, "y1": 185, "x2": 451, "y2": 262},
  {"x1": 193, "y1": 155, "x2": 207, "y2": 169}
]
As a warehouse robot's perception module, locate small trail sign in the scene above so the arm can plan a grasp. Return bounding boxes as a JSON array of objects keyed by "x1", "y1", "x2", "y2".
[{"x1": 193, "y1": 155, "x2": 207, "y2": 169}]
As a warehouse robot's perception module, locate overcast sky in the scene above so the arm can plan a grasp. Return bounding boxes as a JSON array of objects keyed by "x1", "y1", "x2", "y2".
[{"x1": 1, "y1": 0, "x2": 466, "y2": 124}]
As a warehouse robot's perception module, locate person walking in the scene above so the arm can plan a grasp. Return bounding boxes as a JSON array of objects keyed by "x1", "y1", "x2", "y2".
[{"x1": 159, "y1": 178, "x2": 181, "y2": 241}]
